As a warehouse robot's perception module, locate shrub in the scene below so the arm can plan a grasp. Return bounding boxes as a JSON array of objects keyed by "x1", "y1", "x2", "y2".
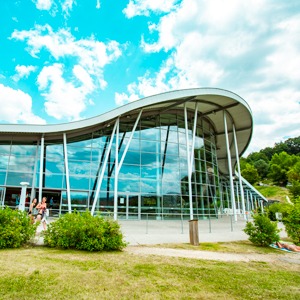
[
  {"x1": 0, "y1": 207, "x2": 38, "y2": 249},
  {"x1": 243, "y1": 214, "x2": 280, "y2": 246},
  {"x1": 283, "y1": 203, "x2": 300, "y2": 245},
  {"x1": 266, "y1": 202, "x2": 292, "y2": 221},
  {"x1": 43, "y1": 211, "x2": 127, "y2": 251}
]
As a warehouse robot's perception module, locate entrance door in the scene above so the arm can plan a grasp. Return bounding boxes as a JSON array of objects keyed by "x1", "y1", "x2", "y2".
[{"x1": 118, "y1": 193, "x2": 140, "y2": 220}]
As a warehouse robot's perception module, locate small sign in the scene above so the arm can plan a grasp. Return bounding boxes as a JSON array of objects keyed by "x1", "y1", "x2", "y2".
[
  {"x1": 275, "y1": 212, "x2": 283, "y2": 221},
  {"x1": 120, "y1": 197, "x2": 125, "y2": 204}
]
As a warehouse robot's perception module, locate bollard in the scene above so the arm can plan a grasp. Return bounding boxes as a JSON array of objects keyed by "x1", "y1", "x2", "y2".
[{"x1": 189, "y1": 219, "x2": 199, "y2": 246}]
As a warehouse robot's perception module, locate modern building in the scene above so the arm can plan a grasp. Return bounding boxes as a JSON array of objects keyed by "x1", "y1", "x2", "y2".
[{"x1": 0, "y1": 88, "x2": 266, "y2": 220}]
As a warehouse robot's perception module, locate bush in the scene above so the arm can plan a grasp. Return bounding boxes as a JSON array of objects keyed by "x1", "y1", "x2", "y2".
[
  {"x1": 243, "y1": 214, "x2": 280, "y2": 246},
  {"x1": 0, "y1": 207, "x2": 38, "y2": 249},
  {"x1": 283, "y1": 203, "x2": 300, "y2": 245},
  {"x1": 43, "y1": 211, "x2": 127, "y2": 251},
  {"x1": 266, "y1": 202, "x2": 292, "y2": 221}
]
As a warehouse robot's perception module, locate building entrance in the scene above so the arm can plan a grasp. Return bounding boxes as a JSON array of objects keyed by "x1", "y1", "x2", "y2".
[{"x1": 118, "y1": 193, "x2": 141, "y2": 220}]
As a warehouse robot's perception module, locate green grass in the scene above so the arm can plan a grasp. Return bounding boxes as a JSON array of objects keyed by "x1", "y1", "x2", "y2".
[
  {"x1": 0, "y1": 246, "x2": 299, "y2": 299},
  {"x1": 254, "y1": 185, "x2": 289, "y2": 202}
]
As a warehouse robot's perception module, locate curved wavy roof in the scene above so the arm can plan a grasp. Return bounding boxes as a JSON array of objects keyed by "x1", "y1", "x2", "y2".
[{"x1": 0, "y1": 88, "x2": 253, "y2": 175}]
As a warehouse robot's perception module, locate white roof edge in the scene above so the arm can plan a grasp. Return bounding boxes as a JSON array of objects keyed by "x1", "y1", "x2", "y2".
[{"x1": 0, "y1": 87, "x2": 251, "y2": 134}]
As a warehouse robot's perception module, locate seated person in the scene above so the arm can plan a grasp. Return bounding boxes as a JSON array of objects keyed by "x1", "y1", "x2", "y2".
[{"x1": 276, "y1": 241, "x2": 300, "y2": 252}]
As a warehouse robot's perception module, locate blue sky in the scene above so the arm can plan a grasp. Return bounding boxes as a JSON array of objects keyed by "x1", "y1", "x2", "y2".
[{"x1": 0, "y1": 0, "x2": 299, "y2": 154}]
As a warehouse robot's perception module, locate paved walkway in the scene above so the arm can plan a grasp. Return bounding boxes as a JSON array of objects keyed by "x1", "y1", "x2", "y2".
[{"x1": 119, "y1": 216, "x2": 288, "y2": 245}]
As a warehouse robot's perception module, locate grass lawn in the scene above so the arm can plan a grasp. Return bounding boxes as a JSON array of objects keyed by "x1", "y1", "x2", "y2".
[
  {"x1": 254, "y1": 185, "x2": 289, "y2": 202},
  {"x1": 0, "y1": 244, "x2": 300, "y2": 299}
]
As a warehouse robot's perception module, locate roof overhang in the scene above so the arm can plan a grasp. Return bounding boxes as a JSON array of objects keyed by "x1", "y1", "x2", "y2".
[{"x1": 0, "y1": 88, "x2": 253, "y2": 175}]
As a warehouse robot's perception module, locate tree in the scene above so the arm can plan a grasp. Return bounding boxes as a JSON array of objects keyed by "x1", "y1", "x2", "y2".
[
  {"x1": 268, "y1": 152, "x2": 298, "y2": 186},
  {"x1": 241, "y1": 163, "x2": 260, "y2": 184},
  {"x1": 254, "y1": 159, "x2": 269, "y2": 179}
]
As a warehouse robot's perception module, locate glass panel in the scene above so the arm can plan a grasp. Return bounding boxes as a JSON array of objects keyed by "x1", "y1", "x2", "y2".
[
  {"x1": 44, "y1": 173, "x2": 64, "y2": 189},
  {"x1": 67, "y1": 147, "x2": 91, "y2": 161},
  {"x1": 8, "y1": 156, "x2": 35, "y2": 173},
  {"x1": 161, "y1": 143, "x2": 179, "y2": 156},
  {"x1": 161, "y1": 130, "x2": 178, "y2": 143},
  {"x1": 118, "y1": 179, "x2": 140, "y2": 193},
  {"x1": 45, "y1": 160, "x2": 65, "y2": 174},
  {"x1": 45, "y1": 144, "x2": 64, "y2": 159},
  {"x1": 6, "y1": 172, "x2": 33, "y2": 186},
  {"x1": 162, "y1": 180, "x2": 181, "y2": 194},
  {"x1": 0, "y1": 155, "x2": 9, "y2": 170},
  {"x1": 0, "y1": 145, "x2": 11, "y2": 155},
  {"x1": 140, "y1": 128, "x2": 160, "y2": 141},
  {"x1": 119, "y1": 164, "x2": 140, "y2": 179},
  {"x1": 67, "y1": 139, "x2": 92, "y2": 148},
  {"x1": 11, "y1": 144, "x2": 37, "y2": 156},
  {"x1": 68, "y1": 160, "x2": 91, "y2": 176},
  {"x1": 140, "y1": 179, "x2": 160, "y2": 194},
  {"x1": 0, "y1": 171, "x2": 6, "y2": 185},
  {"x1": 69, "y1": 176, "x2": 90, "y2": 190},
  {"x1": 141, "y1": 140, "x2": 160, "y2": 153},
  {"x1": 141, "y1": 152, "x2": 159, "y2": 166},
  {"x1": 121, "y1": 151, "x2": 140, "y2": 165}
]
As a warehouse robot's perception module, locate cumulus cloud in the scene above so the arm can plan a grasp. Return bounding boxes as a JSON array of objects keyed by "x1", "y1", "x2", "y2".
[
  {"x1": 33, "y1": 0, "x2": 53, "y2": 10},
  {"x1": 37, "y1": 63, "x2": 95, "y2": 120},
  {"x1": 123, "y1": 0, "x2": 179, "y2": 18},
  {"x1": 0, "y1": 84, "x2": 46, "y2": 124},
  {"x1": 118, "y1": 0, "x2": 300, "y2": 152},
  {"x1": 11, "y1": 24, "x2": 122, "y2": 120},
  {"x1": 12, "y1": 65, "x2": 36, "y2": 81},
  {"x1": 96, "y1": 0, "x2": 101, "y2": 9}
]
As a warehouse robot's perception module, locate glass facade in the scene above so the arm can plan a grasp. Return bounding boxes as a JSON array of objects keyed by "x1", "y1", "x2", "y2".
[{"x1": 0, "y1": 109, "x2": 263, "y2": 219}]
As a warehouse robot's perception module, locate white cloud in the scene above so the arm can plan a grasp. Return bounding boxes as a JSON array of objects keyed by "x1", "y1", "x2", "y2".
[
  {"x1": 33, "y1": 0, "x2": 53, "y2": 10},
  {"x1": 11, "y1": 24, "x2": 121, "y2": 79},
  {"x1": 0, "y1": 84, "x2": 46, "y2": 124},
  {"x1": 37, "y1": 63, "x2": 94, "y2": 120},
  {"x1": 96, "y1": 0, "x2": 101, "y2": 9},
  {"x1": 61, "y1": 0, "x2": 76, "y2": 16},
  {"x1": 118, "y1": 0, "x2": 300, "y2": 152},
  {"x1": 12, "y1": 65, "x2": 36, "y2": 81},
  {"x1": 12, "y1": 24, "x2": 122, "y2": 120},
  {"x1": 123, "y1": 0, "x2": 179, "y2": 18}
]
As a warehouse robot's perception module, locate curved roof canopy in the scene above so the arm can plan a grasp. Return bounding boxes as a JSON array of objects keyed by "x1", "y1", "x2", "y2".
[{"x1": 0, "y1": 88, "x2": 253, "y2": 175}]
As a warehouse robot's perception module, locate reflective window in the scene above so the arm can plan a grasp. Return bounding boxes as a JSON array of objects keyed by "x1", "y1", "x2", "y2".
[
  {"x1": 6, "y1": 172, "x2": 33, "y2": 186},
  {"x1": 0, "y1": 155, "x2": 9, "y2": 170},
  {"x1": 69, "y1": 176, "x2": 90, "y2": 190},
  {"x1": 44, "y1": 173, "x2": 64, "y2": 189}
]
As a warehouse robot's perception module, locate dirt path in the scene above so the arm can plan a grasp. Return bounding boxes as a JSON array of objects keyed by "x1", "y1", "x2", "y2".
[{"x1": 126, "y1": 246, "x2": 300, "y2": 264}]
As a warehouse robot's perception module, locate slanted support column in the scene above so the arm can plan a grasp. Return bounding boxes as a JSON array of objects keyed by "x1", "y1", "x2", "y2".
[
  {"x1": 91, "y1": 119, "x2": 118, "y2": 216},
  {"x1": 233, "y1": 124, "x2": 246, "y2": 220},
  {"x1": 63, "y1": 133, "x2": 71, "y2": 213},
  {"x1": 224, "y1": 111, "x2": 237, "y2": 221},
  {"x1": 38, "y1": 135, "x2": 44, "y2": 203},
  {"x1": 113, "y1": 118, "x2": 120, "y2": 221}
]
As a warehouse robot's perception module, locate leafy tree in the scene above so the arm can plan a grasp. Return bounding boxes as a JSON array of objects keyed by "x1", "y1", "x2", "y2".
[
  {"x1": 283, "y1": 203, "x2": 300, "y2": 245},
  {"x1": 241, "y1": 163, "x2": 260, "y2": 184},
  {"x1": 247, "y1": 152, "x2": 269, "y2": 163},
  {"x1": 288, "y1": 180, "x2": 300, "y2": 201},
  {"x1": 268, "y1": 152, "x2": 298, "y2": 186},
  {"x1": 287, "y1": 161, "x2": 300, "y2": 182},
  {"x1": 253, "y1": 159, "x2": 269, "y2": 179}
]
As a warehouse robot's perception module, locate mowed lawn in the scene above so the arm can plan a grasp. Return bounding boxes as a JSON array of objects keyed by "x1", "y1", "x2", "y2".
[{"x1": 0, "y1": 246, "x2": 299, "y2": 300}]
